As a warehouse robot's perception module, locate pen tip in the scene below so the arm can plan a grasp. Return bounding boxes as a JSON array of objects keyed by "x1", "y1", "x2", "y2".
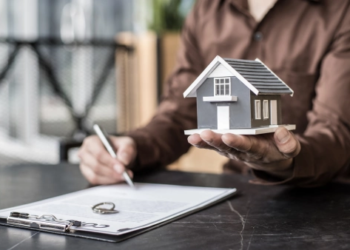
[{"x1": 123, "y1": 172, "x2": 135, "y2": 189}]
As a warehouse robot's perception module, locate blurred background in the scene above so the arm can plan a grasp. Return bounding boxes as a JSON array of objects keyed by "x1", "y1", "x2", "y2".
[{"x1": 0, "y1": 0, "x2": 227, "y2": 173}]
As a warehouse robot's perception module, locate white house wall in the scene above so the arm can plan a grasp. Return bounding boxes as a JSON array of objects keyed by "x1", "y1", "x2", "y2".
[{"x1": 208, "y1": 64, "x2": 234, "y2": 78}]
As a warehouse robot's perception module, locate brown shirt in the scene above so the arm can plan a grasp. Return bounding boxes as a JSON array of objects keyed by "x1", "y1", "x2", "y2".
[{"x1": 128, "y1": 0, "x2": 350, "y2": 187}]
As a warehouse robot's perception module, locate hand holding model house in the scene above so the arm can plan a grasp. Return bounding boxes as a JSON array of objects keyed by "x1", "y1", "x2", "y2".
[{"x1": 184, "y1": 56, "x2": 300, "y2": 178}]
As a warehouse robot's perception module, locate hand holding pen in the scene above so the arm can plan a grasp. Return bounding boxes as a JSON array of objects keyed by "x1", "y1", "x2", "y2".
[{"x1": 78, "y1": 125, "x2": 137, "y2": 187}]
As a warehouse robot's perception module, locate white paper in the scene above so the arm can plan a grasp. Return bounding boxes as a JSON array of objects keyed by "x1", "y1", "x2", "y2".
[{"x1": 0, "y1": 183, "x2": 236, "y2": 235}]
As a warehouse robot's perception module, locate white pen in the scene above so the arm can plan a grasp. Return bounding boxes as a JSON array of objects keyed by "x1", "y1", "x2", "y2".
[{"x1": 93, "y1": 124, "x2": 135, "y2": 189}]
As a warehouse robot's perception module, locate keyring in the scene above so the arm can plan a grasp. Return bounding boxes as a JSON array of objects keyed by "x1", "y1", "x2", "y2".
[{"x1": 91, "y1": 202, "x2": 119, "y2": 214}]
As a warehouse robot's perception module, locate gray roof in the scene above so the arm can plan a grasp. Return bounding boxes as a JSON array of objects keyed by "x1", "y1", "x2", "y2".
[{"x1": 223, "y1": 58, "x2": 293, "y2": 95}]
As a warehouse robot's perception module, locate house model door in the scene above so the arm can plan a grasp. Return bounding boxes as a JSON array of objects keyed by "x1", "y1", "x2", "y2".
[{"x1": 217, "y1": 106, "x2": 230, "y2": 130}]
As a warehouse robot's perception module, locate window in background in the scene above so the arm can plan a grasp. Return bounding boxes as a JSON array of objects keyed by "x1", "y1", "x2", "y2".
[
  {"x1": 37, "y1": 0, "x2": 133, "y2": 137},
  {"x1": 0, "y1": 0, "x2": 133, "y2": 165}
]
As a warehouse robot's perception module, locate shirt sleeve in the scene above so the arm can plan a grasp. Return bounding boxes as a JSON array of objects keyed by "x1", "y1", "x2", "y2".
[
  {"x1": 127, "y1": 3, "x2": 204, "y2": 171},
  {"x1": 252, "y1": 7, "x2": 350, "y2": 187}
]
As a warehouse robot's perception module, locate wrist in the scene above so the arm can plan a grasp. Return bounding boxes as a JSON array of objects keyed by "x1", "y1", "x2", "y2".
[{"x1": 266, "y1": 158, "x2": 294, "y2": 179}]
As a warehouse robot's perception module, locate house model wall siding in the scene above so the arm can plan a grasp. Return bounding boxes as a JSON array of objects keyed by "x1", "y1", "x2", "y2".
[
  {"x1": 250, "y1": 94, "x2": 282, "y2": 128},
  {"x1": 196, "y1": 76, "x2": 251, "y2": 129}
]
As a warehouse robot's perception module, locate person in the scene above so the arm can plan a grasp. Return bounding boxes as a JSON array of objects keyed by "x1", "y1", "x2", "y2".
[{"x1": 78, "y1": 0, "x2": 350, "y2": 187}]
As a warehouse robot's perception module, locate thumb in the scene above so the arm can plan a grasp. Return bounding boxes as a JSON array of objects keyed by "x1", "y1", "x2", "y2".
[
  {"x1": 114, "y1": 137, "x2": 136, "y2": 166},
  {"x1": 274, "y1": 127, "x2": 301, "y2": 158}
]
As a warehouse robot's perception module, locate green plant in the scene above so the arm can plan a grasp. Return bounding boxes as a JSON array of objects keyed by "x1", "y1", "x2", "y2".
[{"x1": 149, "y1": 0, "x2": 195, "y2": 34}]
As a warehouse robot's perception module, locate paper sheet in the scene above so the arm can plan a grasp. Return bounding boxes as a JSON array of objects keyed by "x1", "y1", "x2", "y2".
[{"x1": 0, "y1": 183, "x2": 236, "y2": 235}]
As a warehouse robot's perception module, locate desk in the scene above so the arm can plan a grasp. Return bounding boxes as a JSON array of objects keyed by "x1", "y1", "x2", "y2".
[{"x1": 0, "y1": 164, "x2": 349, "y2": 250}]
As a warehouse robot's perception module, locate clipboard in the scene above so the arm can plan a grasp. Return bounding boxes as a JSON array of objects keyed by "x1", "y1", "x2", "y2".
[{"x1": 0, "y1": 183, "x2": 237, "y2": 242}]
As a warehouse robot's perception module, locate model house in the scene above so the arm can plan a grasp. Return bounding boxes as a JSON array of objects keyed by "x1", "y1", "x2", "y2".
[{"x1": 183, "y1": 56, "x2": 295, "y2": 135}]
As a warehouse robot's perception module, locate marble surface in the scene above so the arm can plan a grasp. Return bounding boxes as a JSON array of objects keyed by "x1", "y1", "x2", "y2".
[{"x1": 0, "y1": 163, "x2": 349, "y2": 250}]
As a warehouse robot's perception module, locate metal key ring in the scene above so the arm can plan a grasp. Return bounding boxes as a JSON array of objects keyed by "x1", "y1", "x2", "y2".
[{"x1": 92, "y1": 202, "x2": 119, "y2": 214}]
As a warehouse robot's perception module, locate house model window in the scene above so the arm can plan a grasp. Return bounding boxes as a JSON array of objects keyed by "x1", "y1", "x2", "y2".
[
  {"x1": 255, "y1": 100, "x2": 261, "y2": 119},
  {"x1": 263, "y1": 100, "x2": 269, "y2": 119},
  {"x1": 214, "y1": 78, "x2": 230, "y2": 96}
]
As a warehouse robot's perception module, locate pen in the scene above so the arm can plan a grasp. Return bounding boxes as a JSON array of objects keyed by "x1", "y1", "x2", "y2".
[{"x1": 93, "y1": 124, "x2": 135, "y2": 189}]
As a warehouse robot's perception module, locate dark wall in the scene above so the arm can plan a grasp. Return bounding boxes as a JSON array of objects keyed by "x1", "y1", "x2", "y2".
[
  {"x1": 250, "y1": 94, "x2": 282, "y2": 128},
  {"x1": 196, "y1": 76, "x2": 251, "y2": 129}
]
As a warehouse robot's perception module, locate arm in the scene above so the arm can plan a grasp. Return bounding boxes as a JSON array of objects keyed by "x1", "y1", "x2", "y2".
[
  {"x1": 78, "y1": 2, "x2": 207, "y2": 184},
  {"x1": 127, "y1": 3, "x2": 205, "y2": 170},
  {"x1": 283, "y1": 8, "x2": 350, "y2": 186},
  {"x1": 189, "y1": 6, "x2": 350, "y2": 187}
]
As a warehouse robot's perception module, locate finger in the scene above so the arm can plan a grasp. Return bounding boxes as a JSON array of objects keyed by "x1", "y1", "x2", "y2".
[
  {"x1": 80, "y1": 163, "x2": 124, "y2": 185},
  {"x1": 126, "y1": 170, "x2": 134, "y2": 179},
  {"x1": 112, "y1": 167, "x2": 134, "y2": 182},
  {"x1": 83, "y1": 136, "x2": 117, "y2": 167},
  {"x1": 187, "y1": 133, "x2": 217, "y2": 151},
  {"x1": 274, "y1": 127, "x2": 301, "y2": 158},
  {"x1": 113, "y1": 162, "x2": 127, "y2": 175},
  {"x1": 114, "y1": 138, "x2": 136, "y2": 166},
  {"x1": 222, "y1": 134, "x2": 269, "y2": 161},
  {"x1": 187, "y1": 133, "x2": 202, "y2": 145},
  {"x1": 199, "y1": 130, "x2": 232, "y2": 152},
  {"x1": 221, "y1": 133, "x2": 253, "y2": 152},
  {"x1": 199, "y1": 130, "x2": 249, "y2": 160},
  {"x1": 192, "y1": 131, "x2": 248, "y2": 161},
  {"x1": 79, "y1": 150, "x2": 118, "y2": 178}
]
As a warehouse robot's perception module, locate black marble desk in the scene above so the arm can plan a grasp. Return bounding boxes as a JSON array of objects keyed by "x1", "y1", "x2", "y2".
[{"x1": 0, "y1": 164, "x2": 349, "y2": 250}]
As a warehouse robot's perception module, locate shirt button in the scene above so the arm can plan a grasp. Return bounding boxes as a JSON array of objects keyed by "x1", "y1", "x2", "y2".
[{"x1": 254, "y1": 32, "x2": 263, "y2": 41}]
